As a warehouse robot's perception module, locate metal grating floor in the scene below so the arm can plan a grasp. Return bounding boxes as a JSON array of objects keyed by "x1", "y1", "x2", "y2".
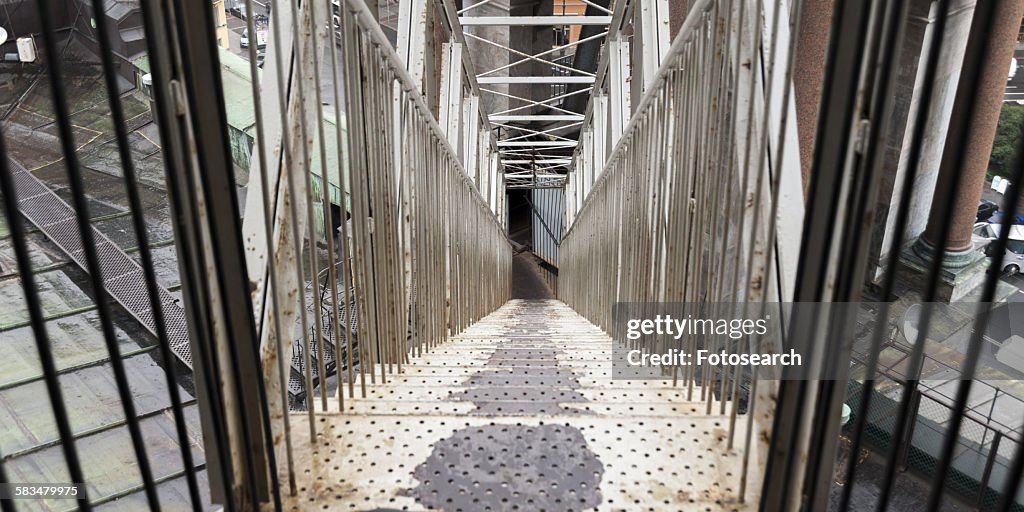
[
  {"x1": 9, "y1": 158, "x2": 193, "y2": 368},
  {"x1": 285, "y1": 300, "x2": 757, "y2": 511}
]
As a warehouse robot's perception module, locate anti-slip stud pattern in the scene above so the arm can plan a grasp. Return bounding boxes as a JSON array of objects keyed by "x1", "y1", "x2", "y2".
[{"x1": 285, "y1": 300, "x2": 753, "y2": 511}]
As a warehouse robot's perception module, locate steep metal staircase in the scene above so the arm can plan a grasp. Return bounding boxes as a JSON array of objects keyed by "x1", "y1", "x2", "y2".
[{"x1": 283, "y1": 300, "x2": 754, "y2": 510}]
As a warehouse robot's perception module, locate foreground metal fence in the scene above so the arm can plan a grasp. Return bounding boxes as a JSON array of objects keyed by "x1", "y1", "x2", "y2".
[
  {"x1": 0, "y1": 0, "x2": 511, "y2": 505},
  {"x1": 845, "y1": 376, "x2": 1024, "y2": 510},
  {"x1": 6, "y1": 0, "x2": 1024, "y2": 509}
]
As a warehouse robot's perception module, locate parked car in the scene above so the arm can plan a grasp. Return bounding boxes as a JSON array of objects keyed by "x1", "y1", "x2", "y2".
[
  {"x1": 230, "y1": 3, "x2": 268, "y2": 22},
  {"x1": 989, "y1": 239, "x2": 1024, "y2": 276},
  {"x1": 973, "y1": 222, "x2": 1024, "y2": 275},
  {"x1": 977, "y1": 199, "x2": 999, "y2": 222},
  {"x1": 240, "y1": 28, "x2": 266, "y2": 50},
  {"x1": 229, "y1": 4, "x2": 248, "y2": 20}
]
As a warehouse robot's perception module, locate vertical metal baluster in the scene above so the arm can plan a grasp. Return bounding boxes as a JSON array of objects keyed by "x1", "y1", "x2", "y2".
[
  {"x1": 834, "y1": 1, "x2": 918, "y2": 508},
  {"x1": 925, "y1": 5, "x2": 1024, "y2": 507},
  {"x1": 739, "y1": 372, "x2": 759, "y2": 502},
  {"x1": 137, "y1": 2, "x2": 240, "y2": 506},
  {"x1": 242, "y1": 0, "x2": 298, "y2": 496},
  {"x1": 286, "y1": 0, "x2": 328, "y2": 416},
  {"x1": 324, "y1": 0, "x2": 355, "y2": 407},
  {"x1": 874, "y1": 0, "x2": 987, "y2": 506},
  {"x1": 303, "y1": 0, "x2": 334, "y2": 414},
  {"x1": 267, "y1": 0, "x2": 315, "y2": 431}
]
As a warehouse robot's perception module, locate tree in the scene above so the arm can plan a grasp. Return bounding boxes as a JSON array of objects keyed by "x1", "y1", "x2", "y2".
[{"x1": 988, "y1": 103, "x2": 1024, "y2": 178}]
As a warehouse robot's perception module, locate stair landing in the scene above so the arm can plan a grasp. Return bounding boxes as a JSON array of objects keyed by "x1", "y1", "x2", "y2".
[{"x1": 284, "y1": 300, "x2": 756, "y2": 511}]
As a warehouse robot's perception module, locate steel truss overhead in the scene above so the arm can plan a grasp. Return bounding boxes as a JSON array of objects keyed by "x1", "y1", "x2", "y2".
[{"x1": 454, "y1": 0, "x2": 618, "y2": 189}]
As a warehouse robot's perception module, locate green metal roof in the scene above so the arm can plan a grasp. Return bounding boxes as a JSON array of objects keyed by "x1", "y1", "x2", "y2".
[
  {"x1": 217, "y1": 49, "x2": 350, "y2": 210},
  {"x1": 133, "y1": 50, "x2": 350, "y2": 210}
]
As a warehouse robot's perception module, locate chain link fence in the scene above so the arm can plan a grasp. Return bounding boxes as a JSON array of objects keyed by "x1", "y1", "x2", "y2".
[{"x1": 845, "y1": 378, "x2": 1024, "y2": 510}]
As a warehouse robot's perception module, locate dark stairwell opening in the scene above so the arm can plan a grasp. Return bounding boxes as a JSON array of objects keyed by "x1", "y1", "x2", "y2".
[{"x1": 507, "y1": 189, "x2": 557, "y2": 300}]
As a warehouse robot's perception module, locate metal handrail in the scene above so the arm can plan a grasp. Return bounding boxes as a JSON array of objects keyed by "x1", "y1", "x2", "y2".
[
  {"x1": 564, "y1": 0, "x2": 718, "y2": 236},
  {"x1": 342, "y1": 0, "x2": 508, "y2": 236}
]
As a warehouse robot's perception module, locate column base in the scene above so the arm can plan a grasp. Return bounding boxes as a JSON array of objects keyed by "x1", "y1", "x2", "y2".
[{"x1": 895, "y1": 237, "x2": 988, "y2": 303}]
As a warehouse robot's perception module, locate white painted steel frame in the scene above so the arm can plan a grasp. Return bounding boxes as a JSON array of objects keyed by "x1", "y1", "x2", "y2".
[
  {"x1": 458, "y1": 2, "x2": 632, "y2": 188},
  {"x1": 459, "y1": 15, "x2": 612, "y2": 25},
  {"x1": 559, "y1": 0, "x2": 805, "y2": 506}
]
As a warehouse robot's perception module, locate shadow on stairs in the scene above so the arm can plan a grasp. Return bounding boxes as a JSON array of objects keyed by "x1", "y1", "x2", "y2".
[{"x1": 285, "y1": 300, "x2": 756, "y2": 511}]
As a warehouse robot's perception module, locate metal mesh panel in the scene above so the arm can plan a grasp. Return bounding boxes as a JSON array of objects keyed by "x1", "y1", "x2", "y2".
[
  {"x1": 8, "y1": 158, "x2": 193, "y2": 368},
  {"x1": 844, "y1": 377, "x2": 902, "y2": 451},
  {"x1": 288, "y1": 282, "x2": 361, "y2": 399}
]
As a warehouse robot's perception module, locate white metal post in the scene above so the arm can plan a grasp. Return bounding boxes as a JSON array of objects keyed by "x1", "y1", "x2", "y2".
[
  {"x1": 632, "y1": 0, "x2": 671, "y2": 108},
  {"x1": 439, "y1": 41, "x2": 465, "y2": 145},
  {"x1": 489, "y1": 152, "x2": 499, "y2": 213},
  {"x1": 238, "y1": 0, "x2": 328, "y2": 485},
  {"x1": 593, "y1": 92, "x2": 608, "y2": 177},
  {"x1": 462, "y1": 94, "x2": 480, "y2": 177},
  {"x1": 397, "y1": 0, "x2": 428, "y2": 87},
  {"x1": 608, "y1": 37, "x2": 631, "y2": 141}
]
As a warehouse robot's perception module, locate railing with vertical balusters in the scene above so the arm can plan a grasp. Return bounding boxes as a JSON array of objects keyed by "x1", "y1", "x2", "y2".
[
  {"x1": 241, "y1": 0, "x2": 513, "y2": 497},
  {"x1": 558, "y1": 0, "x2": 801, "y2": 504}
]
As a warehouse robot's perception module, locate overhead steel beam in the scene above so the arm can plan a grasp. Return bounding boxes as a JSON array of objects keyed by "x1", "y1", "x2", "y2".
[
  {"x1": 478, "y1": 76, "x2": 596, "y2": 84},
  {"x1": 490, "y1": 114, "x2": 586, "y2": 122},
  {"x1": 459, "y1": 16, "x2": 612, "y2": 26},
  {"x1": 502, "y1": 159, "x2": 572, "y2": 164},
  {"x1": 497, "y1": 141, "x2": 579, "y2": 147}
]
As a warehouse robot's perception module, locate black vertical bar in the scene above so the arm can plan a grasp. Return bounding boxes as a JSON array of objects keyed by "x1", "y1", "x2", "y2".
[
  {"x1": 0, "y1": 137, "x2": 90, "y2": 512},
  {"x1": 31, "y1": 0, "x2": 160, "y2": 508},
  {"x1": 919, "y1": 0, "x2": 1016, "y2": 507},
  {"x1": 760, "y1": 0, "x2": 873, "y2": 509},
  {"x1": 0, "y1": 457, "x2": 15, "y2": 512},
  {"x1": 803, "y1": 0, "x2": 903, "y2": 507},
  {"x1": 136, "y1": 1, "x2": 239, "y2": 509},
  {"x1": 875, "y1": 1, "x2": 997, "y2": 507},
  {"x1": 837, "y1": 0, "x2": 949, "y2": 508},
  {"x1": 163, "y1": 0, "x2": 280, "y2": 506},
  {"x1": 928, "y1": 177, "x2": 1024, "y2": 510},
  {"x1": 978, "y1": 432, "x2": 1001, "y2": 508},
  {"x1": 86, "y1": 0, "x2": 202, "y2": 509},
  {"x1": 898, "y1": 389, "x2": 921, "y2": 470},
  {"x1": 925, "y1": 82, "x2": 1024, "y2": 512}
]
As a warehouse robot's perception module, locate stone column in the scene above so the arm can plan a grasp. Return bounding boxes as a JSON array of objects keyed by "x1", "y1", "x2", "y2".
[
  {"x1": 793, "y1": 0, "x2": 835, "y2": 191},
  {"x1": 669, "y1": 0, "x2": 688, "y2": 40},
  {"x1": 907, "y1": 0, "x2": 1024, "y2": 301},
  {"x1": 919, "y1": 0, "x2": 1024, "y2": 252},
  {"x1": 864, "y1": 0, "x2": 944, "y2": 285}
]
